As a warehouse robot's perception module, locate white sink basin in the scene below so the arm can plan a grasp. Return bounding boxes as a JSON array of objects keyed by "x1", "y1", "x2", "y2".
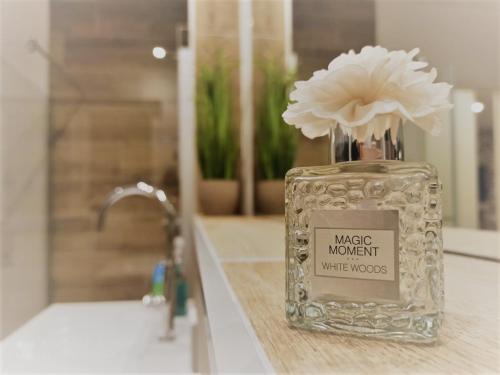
[{"x1": 1, "y1": 301, "x2": 194, "y2": 373}]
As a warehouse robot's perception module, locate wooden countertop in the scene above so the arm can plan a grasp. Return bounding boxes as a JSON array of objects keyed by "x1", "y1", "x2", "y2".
[{"x1": 196, "y1": 216, "x2": 500, "y2": 374}]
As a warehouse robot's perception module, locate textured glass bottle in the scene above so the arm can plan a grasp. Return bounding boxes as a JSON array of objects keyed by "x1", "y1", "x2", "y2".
[{"x1": 285, "y1": 128, "x2": 444, "y2": 343}]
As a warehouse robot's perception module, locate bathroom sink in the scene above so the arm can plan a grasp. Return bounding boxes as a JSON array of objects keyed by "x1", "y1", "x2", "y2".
[{"x1": 1, "y1": 301, "x2": 194, "y2": 373}]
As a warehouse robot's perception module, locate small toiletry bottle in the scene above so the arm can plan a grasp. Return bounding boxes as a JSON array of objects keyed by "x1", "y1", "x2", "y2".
[
  {"x1": 283, "y1": 46, "x2": 451, "y2": 343},
  {"x1": 173, "y1": 237, "x2": 188, "y2": 316},
  {"x1": 152, "y1": 262, "x2": 166, "y2": 297},
  {"x1": 143, "y1": 261, "x2": 166, "y2": 306}
]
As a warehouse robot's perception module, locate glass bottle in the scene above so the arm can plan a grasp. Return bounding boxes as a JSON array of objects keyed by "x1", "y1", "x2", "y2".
[{"x1": 285, "y1": 125, "x2": 444, "y2": 343}]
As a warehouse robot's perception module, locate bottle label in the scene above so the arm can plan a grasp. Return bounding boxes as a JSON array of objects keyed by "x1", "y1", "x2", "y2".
[{"x1": 311, "y1": 210, "x2": 400, "y2": 301}]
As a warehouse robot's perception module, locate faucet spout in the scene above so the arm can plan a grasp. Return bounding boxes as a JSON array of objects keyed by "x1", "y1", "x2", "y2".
[
  {"x1": 97, "y1": 181, "x2": 180, "y2": 340},
  {"x1": 97, "y1": 182, "x2": 177, "y2": 232}
]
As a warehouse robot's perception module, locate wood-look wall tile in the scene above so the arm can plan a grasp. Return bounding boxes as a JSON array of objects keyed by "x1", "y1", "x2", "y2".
[{"x1": 50, "y1": 0, "x2": 185, "y2": 302}]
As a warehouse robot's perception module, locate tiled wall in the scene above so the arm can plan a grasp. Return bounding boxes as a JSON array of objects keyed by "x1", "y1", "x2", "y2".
[
  {"x1": 0, "y1": 0, "x2": 50, "y2": 338},
  {"x1": 49, "y1": 0, "x2": 186, "y2": 301},
  {"x1": 293, "y1": 0, "x2": 375, "y2": 167}
]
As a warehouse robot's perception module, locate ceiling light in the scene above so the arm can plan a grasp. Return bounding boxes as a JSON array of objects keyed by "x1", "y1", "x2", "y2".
[
  {"x1": 470, "y1": 101, "x2": 485, "y2": 114},
  {"x1": 152, "y1": 46, "x2": 167, "y2": 59}
]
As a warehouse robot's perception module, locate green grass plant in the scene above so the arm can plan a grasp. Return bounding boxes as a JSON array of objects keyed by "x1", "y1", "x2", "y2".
[
  {"x1": 196, "y1": 57, "x2": 237, "y2": 179},
  {"x1": 257, "y1": 61, "x2": 297, "y2": 180}
]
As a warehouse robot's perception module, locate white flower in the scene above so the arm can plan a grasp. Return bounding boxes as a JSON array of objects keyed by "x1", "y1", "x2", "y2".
[{"x1": 282, "y1": 46, "x2": 452, "y2": 141}]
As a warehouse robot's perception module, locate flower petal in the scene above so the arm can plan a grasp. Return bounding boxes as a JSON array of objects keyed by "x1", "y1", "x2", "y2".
[{"x1": 282, "y1": 45, "x2": 452, "y2": 140}]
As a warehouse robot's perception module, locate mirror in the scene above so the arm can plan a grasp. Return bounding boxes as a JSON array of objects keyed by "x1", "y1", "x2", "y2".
[{"x1": 292, "y1": 0, "x2": 500, "y2": 230}]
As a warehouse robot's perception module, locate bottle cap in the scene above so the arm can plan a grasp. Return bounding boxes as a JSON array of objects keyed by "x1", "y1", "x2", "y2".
[{"x1": 330, "y1": 125, "x2": 404, "y2": 163}]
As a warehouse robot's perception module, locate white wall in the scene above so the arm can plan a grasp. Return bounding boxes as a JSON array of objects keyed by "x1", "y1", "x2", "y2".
[
  {"x1": 375, "y1": 0, "x2": 499, "y2": 90},
  {"x1": 451, "y1": 90, "x2": 479, "y2": 228},
  {"x1": 423, "y1": 110, "x2": 455, "y2": 225},
  {"x1": 0, "y1": 0, "x2": 50, "y2": 338}
]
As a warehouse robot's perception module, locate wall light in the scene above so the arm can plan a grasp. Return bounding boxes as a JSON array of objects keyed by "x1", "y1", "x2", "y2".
[
  {"x1": 470, "y1": 101, "x2": 485, "y2": 114},
  {"x1": 152, "y1": 46, "x2": 167, "y2": 59}
]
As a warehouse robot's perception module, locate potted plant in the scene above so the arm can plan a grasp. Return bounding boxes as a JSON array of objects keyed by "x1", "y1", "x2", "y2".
[
  {"x1": 197, "y1": 58, "x2": 239, "y2": 215},
  {"x1": 256, "y1": 61, "x2": 297, "y2": 214}
]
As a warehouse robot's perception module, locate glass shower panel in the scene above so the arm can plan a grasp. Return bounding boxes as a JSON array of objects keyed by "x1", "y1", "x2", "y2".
[{"x1": 48, "y1": 0, "x2": 186, "y2": 302}]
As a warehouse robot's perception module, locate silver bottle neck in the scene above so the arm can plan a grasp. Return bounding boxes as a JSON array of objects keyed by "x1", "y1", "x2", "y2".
[{"x1": 329, "y1": 125, "x2": 404, "y2": 164}]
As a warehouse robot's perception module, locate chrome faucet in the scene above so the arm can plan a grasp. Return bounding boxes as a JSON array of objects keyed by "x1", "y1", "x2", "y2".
[{"x1": 97, "y1": 181, "x2": 180, "y2": 340}]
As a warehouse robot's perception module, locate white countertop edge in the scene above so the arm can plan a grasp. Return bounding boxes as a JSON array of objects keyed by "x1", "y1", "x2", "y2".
[
  {"x1": 443, "y1": 226, "x2": 500, "y2": 261},
  {"x1": 194, "y1": 218, "x2": 275, "y2": 374},
  {"x1": 220, "y1": 256, "x2": 284, "y2": 263}
]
